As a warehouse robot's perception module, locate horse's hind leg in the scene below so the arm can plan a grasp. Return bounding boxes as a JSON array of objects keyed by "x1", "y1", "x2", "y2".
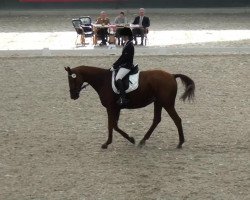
[
  {"x1": 165, "y1": 106, "x2": 185, "y2": 149},
  {"x1": 139, "y1": 102, "x2": 162, "y2": 147}
]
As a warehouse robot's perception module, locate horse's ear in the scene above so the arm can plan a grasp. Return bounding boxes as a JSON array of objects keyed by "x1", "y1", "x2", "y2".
[{"x1": 65, "y1": 66, "x2": 72, "y2": 74}]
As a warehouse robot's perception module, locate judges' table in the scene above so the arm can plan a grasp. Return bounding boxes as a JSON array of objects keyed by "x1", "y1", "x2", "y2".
[
  {"x1": 92, "y1": 24, "x2": 144, "y2": 45},
  {"x1": 92, "y1": 24, "x2": 110, "y2": 45}
]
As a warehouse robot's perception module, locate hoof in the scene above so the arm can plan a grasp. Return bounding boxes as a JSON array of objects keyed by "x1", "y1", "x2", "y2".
[
  {"x1": 129, "y1": 137, "x2": 135, "y2": 144},
  {"x1": 177, "y1": 140, "x2": 184, "y2": 149},
  {"x1": 101, "y1": 144, "x2": 108, "y2": 149},
  {"x1": 138, "y1": 140, "x2": 145, "y2": 147}
]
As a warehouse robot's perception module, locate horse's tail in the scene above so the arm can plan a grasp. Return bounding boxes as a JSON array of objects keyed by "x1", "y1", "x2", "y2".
[{"x1": 174, "y1": 74, "x2": 195, "y2": 101}]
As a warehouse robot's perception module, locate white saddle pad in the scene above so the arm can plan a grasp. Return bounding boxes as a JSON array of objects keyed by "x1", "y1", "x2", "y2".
[{"x1": 112, "y1": 71, "x2": 140, "y2": 94}]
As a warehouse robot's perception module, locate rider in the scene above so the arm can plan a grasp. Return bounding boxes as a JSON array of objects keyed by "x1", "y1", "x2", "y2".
[{"x1": 111, "y1": 27, "x2": 134, "y2": 106}]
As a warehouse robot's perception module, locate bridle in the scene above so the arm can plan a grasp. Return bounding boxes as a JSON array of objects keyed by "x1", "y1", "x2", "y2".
[
  {"x1": 68, "y1": 73, "x2": 89, "y2": 94},
  {"x1": 80, "y1": 83, "x2": 90, "y2": 91}
]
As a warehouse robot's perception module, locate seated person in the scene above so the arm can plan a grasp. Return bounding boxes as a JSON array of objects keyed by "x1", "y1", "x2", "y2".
[
  {"x1": 132, "y1": 8, "x2": 150, "y2": 45},
  {"x1": 95, "y1": 11, "x2": 110, "y2": 46},
  {"x1": 114, "y1": 11, "x2": 128, "y2": 45}
]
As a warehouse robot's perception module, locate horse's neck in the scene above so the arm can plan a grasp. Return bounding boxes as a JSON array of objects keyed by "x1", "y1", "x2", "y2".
[{"x1": 79, "y1": 66, "x2": 108, "y2": 91}]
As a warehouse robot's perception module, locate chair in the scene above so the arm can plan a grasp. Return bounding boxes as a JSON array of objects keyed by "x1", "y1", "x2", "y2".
[
  {"x1": 79, "y1": 16, "x2": 93, "y2": 39},
  {"x1": 72, "y1": 17, "x2": 93, "y2": 46},
  {"x1": 72, "y1": 19, "x2": 85, "y2": 46},
  {"x1": 132, "y1": 27, "x2": 148, "y2": 46}
]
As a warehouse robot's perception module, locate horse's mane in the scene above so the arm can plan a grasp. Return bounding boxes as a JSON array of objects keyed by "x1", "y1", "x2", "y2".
[{"x1": 75, "y1": 65, "x2": 108, "y2": 73}]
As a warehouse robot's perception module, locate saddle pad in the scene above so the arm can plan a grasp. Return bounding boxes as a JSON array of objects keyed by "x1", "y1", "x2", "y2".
[{"x1": 112, "y1": 71, "x2": 140, "y2": 94}]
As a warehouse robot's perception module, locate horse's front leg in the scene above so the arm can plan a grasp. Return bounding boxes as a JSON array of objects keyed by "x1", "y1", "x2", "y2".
[
  {"x1": 112, "y1": 109, "x2": 135, "y2": 145},
  {"x1": 102, "y1": 108, "x2": 135, "y2": 149},
  {"x1": 101, "y1": 108, "x2": 117, "y2": 149},
  {"x1": 102, "y1": 110, "x2": 115, "y2": 149},
  {"x1": 113, "y1": 125, "x2": 135, "y2": 145}
]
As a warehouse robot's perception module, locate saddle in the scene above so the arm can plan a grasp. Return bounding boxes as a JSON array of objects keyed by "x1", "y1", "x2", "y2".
[{"x1": 112, "y1": 64, "x2": 140, "y2": 94}]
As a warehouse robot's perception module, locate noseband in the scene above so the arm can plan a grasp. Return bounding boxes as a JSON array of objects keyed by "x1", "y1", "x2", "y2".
[
  {"x1": 68, "y1": 73, "x2": 89, "y2": 94},
  {"x1": 80, "y1": 83, "x2": 90, "y2": 91},
  {"x1": 69, "y1": 83, "x2": 89, "y2": 94}
]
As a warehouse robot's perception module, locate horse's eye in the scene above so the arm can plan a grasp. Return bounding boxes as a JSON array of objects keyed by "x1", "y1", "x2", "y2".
[{"x1": 71, "y1": 74, "x2": 77, "y2": 78}]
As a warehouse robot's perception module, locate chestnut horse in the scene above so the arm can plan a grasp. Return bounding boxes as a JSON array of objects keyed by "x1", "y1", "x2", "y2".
[{"x1": 65, "y1": 66, "x2": 195, "y2": 149}]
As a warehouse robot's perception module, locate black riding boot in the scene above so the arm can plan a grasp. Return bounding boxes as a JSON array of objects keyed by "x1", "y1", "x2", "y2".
[{"x1": 116, "y1": 79, "x2": 129, "y2": 106}]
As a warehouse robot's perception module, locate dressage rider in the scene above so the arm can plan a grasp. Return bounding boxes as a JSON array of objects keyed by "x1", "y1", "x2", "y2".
[{"x1": 110, "y1": 27, "x2": 134, "y2": 106}]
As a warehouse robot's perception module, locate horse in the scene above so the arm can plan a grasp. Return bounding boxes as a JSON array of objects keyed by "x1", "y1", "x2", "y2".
[{"x1": 65, "y1": 65, "x2": 195, "y2": 149}]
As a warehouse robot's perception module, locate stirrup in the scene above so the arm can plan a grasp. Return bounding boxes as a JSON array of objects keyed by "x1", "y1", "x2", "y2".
[{"x1": 116, "y1": 97, "x2": 129, "y2": 106}]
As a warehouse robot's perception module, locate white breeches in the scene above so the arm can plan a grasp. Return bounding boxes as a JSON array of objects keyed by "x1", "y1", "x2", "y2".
[{"x1": 115, "y1": 68, "x2": 130, "y2": 81}]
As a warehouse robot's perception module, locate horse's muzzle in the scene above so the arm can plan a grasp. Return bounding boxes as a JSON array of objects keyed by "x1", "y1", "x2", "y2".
[
  {"x1": 71, "y1": 94, "x2": 79, "y2": 100},
  {"x1": 70, "y1": 91, "x2": 80, "y2": 100},
  {"x1": 71, "y1": 96, "x2": 79, "y2": 100}
]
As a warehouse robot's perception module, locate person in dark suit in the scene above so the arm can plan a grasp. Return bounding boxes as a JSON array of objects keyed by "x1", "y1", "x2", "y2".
[
  {"x1": 132, "y1": 8, "x2": 150, "y2": 45},
  {"x1": 110, "y1": 27, "x2": 134, "y2": 106}
]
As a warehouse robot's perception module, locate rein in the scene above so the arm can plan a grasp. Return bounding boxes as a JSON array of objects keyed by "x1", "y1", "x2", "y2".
[
  {"x1": 69, "y1": 83, "x2": 89, "y2": 94},
  {"x1": 80, "y1": 83, "x2": 89, "y2": 91}
]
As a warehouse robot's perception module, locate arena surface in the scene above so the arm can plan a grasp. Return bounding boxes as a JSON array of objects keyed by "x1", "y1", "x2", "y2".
[{"x1": 0, "y1": 9, "x2": 250, "y2": 200}]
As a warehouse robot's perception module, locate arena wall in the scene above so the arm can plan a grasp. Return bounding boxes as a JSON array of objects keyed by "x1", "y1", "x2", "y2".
[{"x1": 0, "y1": 0, "x2": 250, "y2": 9}]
